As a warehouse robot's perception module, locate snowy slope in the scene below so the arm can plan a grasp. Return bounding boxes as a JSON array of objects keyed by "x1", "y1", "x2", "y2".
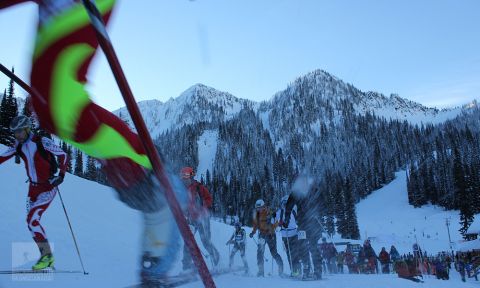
[
  {"x1": 356, "y1": 92, "x2": 465, "y2": 126},
  {"x1": 1, "y1": 143, "x2": 478, "y2": 287},
  {"x1": 195, "y1": 130, "x2": 218, "y2": 182},
  {"x1": 356, "y1": 171, "x2": 473, "y2": 255}
]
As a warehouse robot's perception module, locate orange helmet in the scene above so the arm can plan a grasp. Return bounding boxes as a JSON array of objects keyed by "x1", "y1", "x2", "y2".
[{"x1": 180, "y1": 167, "x2": 194, "y2": 179}]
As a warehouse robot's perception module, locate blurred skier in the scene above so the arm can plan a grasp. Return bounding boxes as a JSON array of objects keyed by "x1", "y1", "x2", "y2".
[
  {"x1": 249, "y1": 199, "x2": 284, "y2": 277},
  {"x1": 226, "y1": 222, "x2": 248, "y2": 273},
  {"x1": 180, "y1": 167, "x2": 219, "y2": 270},
  {"x1": 284, "y1": 175, "x2": 323, "y2": 280},
  {"x1": 0, "y1": 116, "x2": 67, "y2": 270},
  {"x1": 275, "y1": 195, "x2": 301, "y2": 277}
]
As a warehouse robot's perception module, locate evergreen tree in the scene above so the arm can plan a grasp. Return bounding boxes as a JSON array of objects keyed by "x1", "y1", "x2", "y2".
[
  {"x1": 0, "y1": 68, "x2": 19, "y2": 146},
  {"x1": 74, "y1": 149, "x2": 84, "y2": 177},
  {"x1": 343, "y1": 179, "x2": 360, "y2": 239},
  {"x1": 85, "y1": 156, "x2": 97, "y2": 181},
  {"x1": 0, "y1": 90, "x2": 10, "y2": 145}
]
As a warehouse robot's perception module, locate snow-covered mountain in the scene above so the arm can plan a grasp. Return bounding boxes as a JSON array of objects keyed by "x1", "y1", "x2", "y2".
[
  {"x1": 260, "y1": 69, "x2": 468, "y2": 132},
  {"x1": 113, "y1": 69, "x2": 475, "y2": 145},
  {"x1": 113, "y1": 84, "x2": 256, "y2": 139}
]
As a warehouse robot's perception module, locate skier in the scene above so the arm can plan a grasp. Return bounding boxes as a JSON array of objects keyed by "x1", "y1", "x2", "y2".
[
  {"x1": 226, "y1": 222, "x2": 248, "y2": 273},
  {"x1": 181, "y1": 167, "x2": 220, "y2": 270},
  {"x1": 249, "y1": 199, "x2": 284, "y2": 277},
  {"x1": 379, "y1": 247, "x2": 391, "y2": 273},
  {"x1": 284, "y1": 175, "x2": 323, "y2": 280},
  {"x1": 0, "y1": 1, "x2": 187, "y2": 283},
  {"x1": 0, "y1": 116, "x2": 67, "y2": 270},
  {"x1": 275, "y1": 195, "x2": 301, "y2": 277}
]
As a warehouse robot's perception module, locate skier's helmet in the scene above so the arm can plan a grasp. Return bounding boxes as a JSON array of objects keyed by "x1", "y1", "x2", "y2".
[
  {"x1": 364, "y1": 239, "x2": 371, "y2": 246},
  {"x1": 180, "y1": 167, "x2": 194, "y2": 179},
  {"x1": 234, "y1": 222, "x2": 241, "y2": 229},
  {"x1": 280, "y1": 195, "x2": 289, "y2": 208},
  {"x1": 10, "y1": 115, "x2": 31, "y2": 132},
  {"x1": 255, "y1": 199, "x2": 265, "y2": 209}
]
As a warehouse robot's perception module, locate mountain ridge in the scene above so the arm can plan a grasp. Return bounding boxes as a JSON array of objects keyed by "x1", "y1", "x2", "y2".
[{"x1": 113, "y1": 69, "x2": 474, "y2": 140}]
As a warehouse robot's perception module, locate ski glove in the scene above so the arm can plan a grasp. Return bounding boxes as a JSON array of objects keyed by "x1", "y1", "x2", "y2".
[
  {"x1": 49, "y1": 174, "x2": 64, "y2": 186},
  {"x1": 249, "y1": 232, "x2": 254, "y2": 238},
  {"x1": 282, "y1": 220, "x2": 289, "y2": 229}
]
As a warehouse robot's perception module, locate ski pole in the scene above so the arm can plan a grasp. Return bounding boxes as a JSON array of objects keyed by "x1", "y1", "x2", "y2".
[
  {"x1": 57, "y1": 189, "x2": 88, "y2": 275},
  {"x1": 271, "y1": 254, "x2": 274, "y2": 275},
  {"x1": 228, "y1": 242, "x2": 231, "y2": 260},
  {"x1": 286, "y1": 236, "x2": 293, "y2": 272}
]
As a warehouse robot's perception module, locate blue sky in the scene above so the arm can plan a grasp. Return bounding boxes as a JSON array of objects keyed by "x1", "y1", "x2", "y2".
[{"x1": 0, "y1": 0, "x2": 479, "y2": 111}]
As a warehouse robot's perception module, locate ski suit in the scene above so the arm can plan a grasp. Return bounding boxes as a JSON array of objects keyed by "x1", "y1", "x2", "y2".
[
  {"x1": 251, "y1": 206, "x2": 283, "y2": 276},
  {"x1": 227, "y1": 228, "x2": 248, "y2": 272},
  {"x1": 0, "y1": 134, "x2": 67, "y2": 254},
  {"x1": 182, "y1": 179, "x2": 219, "y2": 269}
]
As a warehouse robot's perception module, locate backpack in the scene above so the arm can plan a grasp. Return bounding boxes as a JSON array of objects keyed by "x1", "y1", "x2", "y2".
[{"x1": 16, "y1": 135, "x2": 59, "y2": 178}]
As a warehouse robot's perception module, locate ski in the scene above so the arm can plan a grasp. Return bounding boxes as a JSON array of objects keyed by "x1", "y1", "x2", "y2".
[
  {"x1": 80, "y1": 1, "x2": 215, "y2": 287},
  {"x1": 0, "y1": 269, "x2": 84, "y2": 275}
]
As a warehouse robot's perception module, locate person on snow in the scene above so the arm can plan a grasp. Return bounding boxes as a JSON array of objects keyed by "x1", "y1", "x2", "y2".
[
  {"x1": 284, "y1": 175, "x2": 323, "y2": 280},
  {"x1": 226, "y1": 222, "x2": 248, "y2": 273},
  {"x1": 249, "y1": 199, "x2": 284, "y2": 277},
  {"x1": 336, "y1": 251, "x2": 345, "y2": 274},
  {"x1": 180, "y1": 166, "x2": 220, "y2": 270},
  {"x1": 390, "y1": 245, "x2": 400, "y2": 263},
  {"x1": 362, "y1": 239, "x2": 378, "y2": 274},
  {"x1": 0, "y1": 1, "x2": 189, "y2": 283},
  {"x1": 344, "y1": 245, "x2": 358, "y2": 274},
  {"x1": 433, "y1": 257, "x2": 449, "y2": 280},
  {"x1": 0, "y1": 116, "x2": 68, "y2": 270},
  {"x1": 379, "y1": 247, "x2": 391, "y2": 273},
  {"x1": 275, "y1": 195, "x2": 301, "y2": 277},
  {"x1": 321, "y1": 240, "x2": 338, "y2": 273},
  {"x1": 457, "y1": 255, "x2": 467, "y2": 282}
]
